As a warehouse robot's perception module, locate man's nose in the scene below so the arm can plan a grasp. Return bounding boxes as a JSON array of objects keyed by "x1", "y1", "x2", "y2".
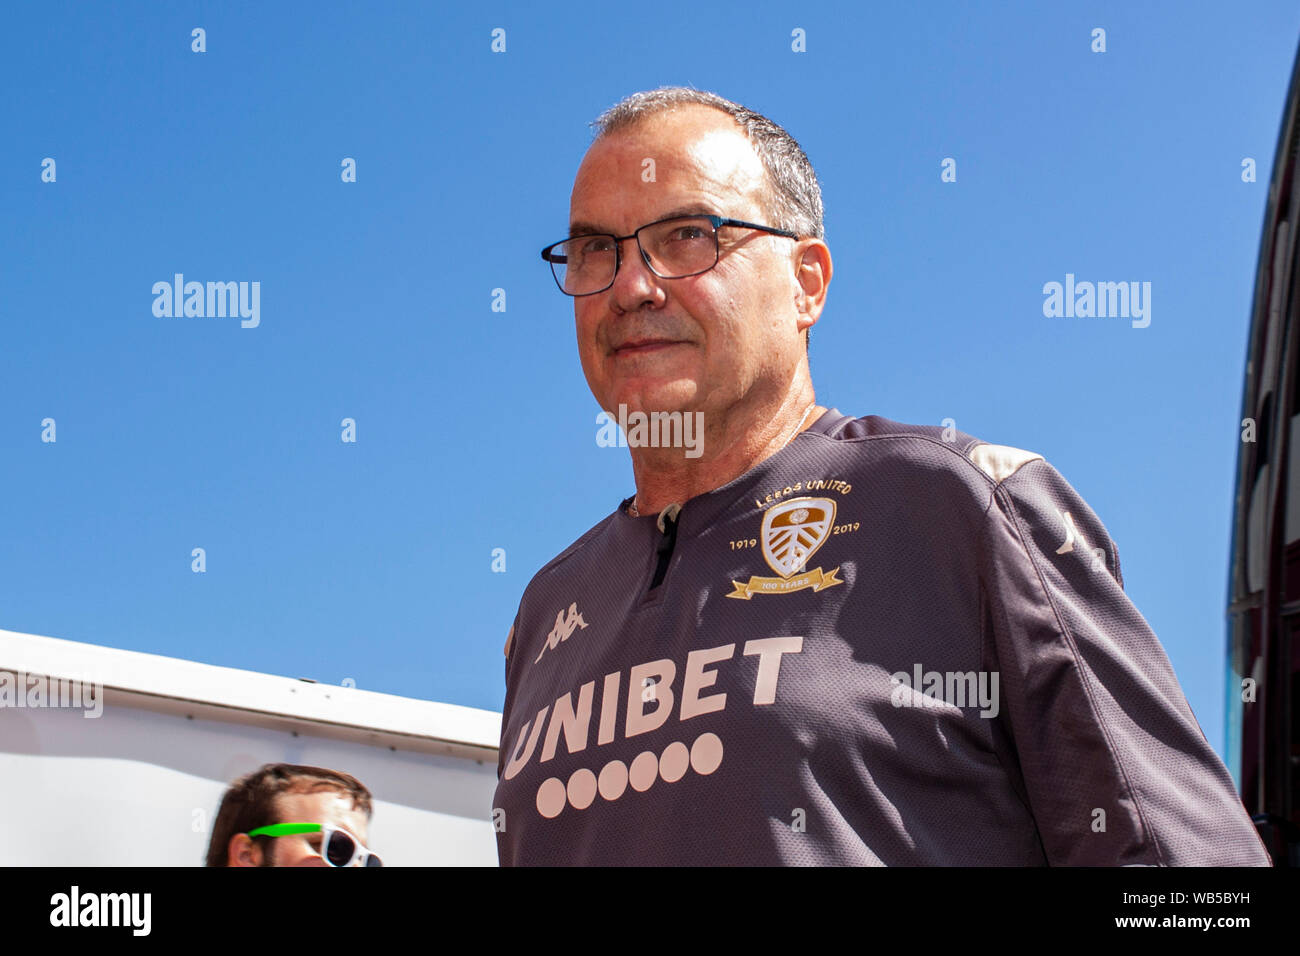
[{"x1": 608, "y1": 236, "x2": 665, "y2": 308}]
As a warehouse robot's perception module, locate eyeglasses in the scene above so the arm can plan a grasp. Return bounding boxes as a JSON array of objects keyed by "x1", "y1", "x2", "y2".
[
  {"x1": 246, "y1": 822, "x2": 383, "y2": 867},
  {"x1": 540, "y1": 214, "x2": 802, "y2": 296}
]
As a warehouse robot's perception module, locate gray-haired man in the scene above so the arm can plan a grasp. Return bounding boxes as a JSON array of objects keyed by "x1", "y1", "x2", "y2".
[{"x1": 494, "y1": 87, "x2": 1270, "y2": 866}]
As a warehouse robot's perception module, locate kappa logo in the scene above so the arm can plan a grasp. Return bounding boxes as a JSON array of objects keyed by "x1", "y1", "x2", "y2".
[
  {"x1": 1055, "y1": 509, "x2": 1107, "y2": 570},
  {"x1": 726, "y1": 497, "x2": 844, "y2": 599},
  {"x1": 535, "y1": 602, "x2": 590, "y2": 663}
]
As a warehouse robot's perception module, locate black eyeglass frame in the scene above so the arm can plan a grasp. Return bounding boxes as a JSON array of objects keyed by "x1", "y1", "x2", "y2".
[{"x1": 540, "y1": 214, "x2": 802, "y2": 296}]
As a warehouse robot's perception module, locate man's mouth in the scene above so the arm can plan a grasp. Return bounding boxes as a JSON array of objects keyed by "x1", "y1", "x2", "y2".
[{"x1": 611, "y1": 338, "x2": 687, "y2": 357}]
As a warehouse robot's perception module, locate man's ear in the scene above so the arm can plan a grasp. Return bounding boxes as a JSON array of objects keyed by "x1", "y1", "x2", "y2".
[
  {"x1": 227, "y1": 832, "x2": 266, "y2": 867},
  {"x1": 792, "y1": 239, "x2": 831, "y2": 329}
]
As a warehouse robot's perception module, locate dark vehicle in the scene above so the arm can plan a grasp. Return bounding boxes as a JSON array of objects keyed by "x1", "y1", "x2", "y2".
[{"x1": 1228, "y1": 39, "x2": 1300, "y2": 867}]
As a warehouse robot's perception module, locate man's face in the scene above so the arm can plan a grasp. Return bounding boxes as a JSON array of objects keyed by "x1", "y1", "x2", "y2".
[
  {"x1": 231, "y1": 789, "x2": 372, "y2": 867},
  {"x1": 569, "y1": 105, "x2": 815, "y2": 421}
]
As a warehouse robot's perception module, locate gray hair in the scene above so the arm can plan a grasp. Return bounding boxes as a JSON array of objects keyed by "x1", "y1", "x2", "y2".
[{"x1": 589, "y1": 87, "x2": 825, "y2": 242}]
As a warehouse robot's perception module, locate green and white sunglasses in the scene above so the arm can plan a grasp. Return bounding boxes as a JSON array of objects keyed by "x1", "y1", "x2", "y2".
[{"x1": 246, "y1": 822, "x2": 383, "y2": 867}]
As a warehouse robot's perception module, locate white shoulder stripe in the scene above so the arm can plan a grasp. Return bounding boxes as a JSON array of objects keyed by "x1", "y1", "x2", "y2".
[{"x1": 968, "y1": 442, "x2": 1043, "y2": 484}]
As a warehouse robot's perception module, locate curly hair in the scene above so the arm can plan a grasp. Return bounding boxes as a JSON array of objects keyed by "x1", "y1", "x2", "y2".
[{"x1": 204, "y1": 763, "x2": 373, "y2": 867}]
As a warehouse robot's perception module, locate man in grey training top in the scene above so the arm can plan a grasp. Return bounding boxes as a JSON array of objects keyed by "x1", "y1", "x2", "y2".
[{"x1": 493, "y1": 86, "x2": 1271, "y2": 866}]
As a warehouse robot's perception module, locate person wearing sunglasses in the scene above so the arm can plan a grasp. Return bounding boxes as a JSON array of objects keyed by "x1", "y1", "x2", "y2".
[
  {"x1": 246, "y1": 822, "x2": 382, "y2": 868},
  {"x1": 206, "y1": 763, "x2": 380, "y2": 867}
]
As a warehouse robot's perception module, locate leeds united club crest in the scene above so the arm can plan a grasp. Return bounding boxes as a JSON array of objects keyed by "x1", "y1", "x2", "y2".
[{"x1": 726, "y1": 496, "x2": 844, "y2": 599}]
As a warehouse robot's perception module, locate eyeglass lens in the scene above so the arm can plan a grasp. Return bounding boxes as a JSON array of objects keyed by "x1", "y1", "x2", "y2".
[
  {"x1": 554, "y1": 216, "x2": 717, "y2": 294},
  {"x1": 324, "y1": 828, "x2": 382, "y2": 867},
  {"x1": 325, "y1": 829, "x2": 356, "y2": 866}
]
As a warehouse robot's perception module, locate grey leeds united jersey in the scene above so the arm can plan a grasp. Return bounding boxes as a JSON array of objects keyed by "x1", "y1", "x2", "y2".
[{"x1": 493, "y1": 408, "x2": 1271, "y2": 866}]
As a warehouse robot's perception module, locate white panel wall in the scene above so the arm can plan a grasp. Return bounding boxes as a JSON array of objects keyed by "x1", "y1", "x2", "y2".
[{"x1": 0, "y1": 690, "x2": 501, "y2": 867}]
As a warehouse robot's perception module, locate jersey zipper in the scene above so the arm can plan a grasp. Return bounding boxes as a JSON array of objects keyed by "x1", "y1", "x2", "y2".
[{"x1": 647, "y1": 503, "x2": 682, "y2": 592}]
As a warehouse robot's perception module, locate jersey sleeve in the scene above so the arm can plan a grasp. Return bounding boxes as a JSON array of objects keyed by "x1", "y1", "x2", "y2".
[
  {"x1": 977, "y1": 456, "x2": 1270, "y2": 866},
  {"x1": 499, "y1": 608, "x2": 524, "y2": 782}
]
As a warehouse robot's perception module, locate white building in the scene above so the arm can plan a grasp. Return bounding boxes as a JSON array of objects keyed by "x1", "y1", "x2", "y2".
[{"x1": 0, "y1": 628, "x2": 502, "y2": 866}]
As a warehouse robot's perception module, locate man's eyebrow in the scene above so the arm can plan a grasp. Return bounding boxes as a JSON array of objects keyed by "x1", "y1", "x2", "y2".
[
  {"x1": 567, "y1": 205, "x2": 720, "y2": 238},
  {"x1": 567, "y1": 220, "x2": 606, "y2": 238}
]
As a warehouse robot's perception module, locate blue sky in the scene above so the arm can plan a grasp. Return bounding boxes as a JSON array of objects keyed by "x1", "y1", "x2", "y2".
[{"x1": 2, "y1": 1, "x2": 1297, "y2": 765}]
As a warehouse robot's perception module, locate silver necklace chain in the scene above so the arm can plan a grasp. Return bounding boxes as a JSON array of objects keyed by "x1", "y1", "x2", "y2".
[{"x1": 629, "y1": 404, "x2": 818, "y2": 518}]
